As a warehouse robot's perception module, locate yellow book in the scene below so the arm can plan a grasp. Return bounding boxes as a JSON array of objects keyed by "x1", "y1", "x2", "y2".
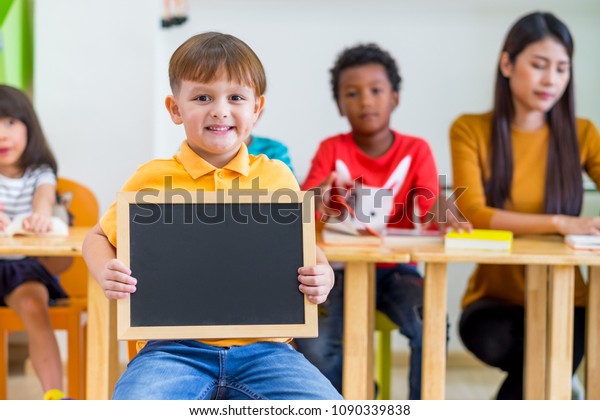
[{"x1": 444, "y1": 229, "x2": 513, "y2": 251}]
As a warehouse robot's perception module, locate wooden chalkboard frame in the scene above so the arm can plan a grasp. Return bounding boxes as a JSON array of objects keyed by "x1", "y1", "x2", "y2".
[{"x1": 116, "y1": 190, "x2": 317, "y2": 340}]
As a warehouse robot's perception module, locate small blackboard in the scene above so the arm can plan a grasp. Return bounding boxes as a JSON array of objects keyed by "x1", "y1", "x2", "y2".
[{"x1": 116, "y1": 190, "x2": 317, "y2": 340}]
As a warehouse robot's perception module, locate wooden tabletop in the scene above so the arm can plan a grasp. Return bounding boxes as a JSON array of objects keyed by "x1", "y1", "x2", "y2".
[
  {"x1": 411, "y1": 235, "x2": 600, "y2": 265},
  {"x1": 319, "y1": 242, "x2": 411, "y2": 263},
  {"x1": 0, "y1": 226, "x2": 88, "y2": 256}
]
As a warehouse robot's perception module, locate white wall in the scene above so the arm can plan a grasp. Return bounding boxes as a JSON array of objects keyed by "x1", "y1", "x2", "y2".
[
  {"x1": 33, "y1": 0, "x2": 600, "y2": 358},
  {"x1": 156, "y1": 0, "x2": 600, "y2": 185},
  {"x1": 34, "y1": 0, "x2": 600, "y2": 209},
  {"x1": 34, "y1": 0, "x2": 160, "y2": 213}
]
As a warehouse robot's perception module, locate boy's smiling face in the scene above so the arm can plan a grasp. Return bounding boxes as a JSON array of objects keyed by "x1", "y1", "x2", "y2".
[
  {"x1": 166, "y1": 73, "x2": 264, "y2": 167},
  {"x1": 337, "y1": 63, "x2": 398, "y2": 139}
]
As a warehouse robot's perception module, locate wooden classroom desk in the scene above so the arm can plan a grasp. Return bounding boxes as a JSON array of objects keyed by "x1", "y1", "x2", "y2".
[
  {"x1": 0, "y1": 228, "x2": 103, "y2": 397},
  {"x1": 319, "y1": 242, "x2": 411, "y2": 400},
  {"x1": 0, "y1": 227, "x2": 119, "y2": 400},
  {"x1": 411, "y1": 235, "x2": 600, "y2": 400}
]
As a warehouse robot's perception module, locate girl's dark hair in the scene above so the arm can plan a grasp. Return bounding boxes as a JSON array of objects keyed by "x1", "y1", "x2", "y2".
[
  {"x1": 330, "y1": 43, "x2": 402, "y2": 103},
  {"x1": 0, "y1": 85, "x2": 57, "y2": 174},
  {"x1": 487, "y1": 11, "x2": 580, "y2": 215}
]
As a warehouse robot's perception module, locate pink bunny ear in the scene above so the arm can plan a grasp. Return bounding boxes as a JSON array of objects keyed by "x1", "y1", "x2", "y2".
[{"x1": 383, "y1": 156, "x2": 412, "y2": 194}]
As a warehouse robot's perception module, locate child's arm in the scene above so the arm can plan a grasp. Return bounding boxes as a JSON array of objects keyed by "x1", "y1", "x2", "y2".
[
  {"x1": 83, "y1": 223, "x2": 137, "y2": 299},
  {"x1": 302, "y1": 141, "x2": 341, "y2": 217},
  {"x1": 23, "y1": 183, "x2": 55, "y2": 232},
  {"x1": 298, "y1": 246, "x2": 334, "y2": 304},
  {"x1": 490, "y1": 211, "x2": 600, "y2": 236},
  {"x1": 23, "y1": 183, "x2": 75, "y2": 271},
  {"x1": 312, "y1": 172, "x2": 338, "y2": 217},
  {"x1": 0, "y1": 211, "x2": 9, "y2": 231}
]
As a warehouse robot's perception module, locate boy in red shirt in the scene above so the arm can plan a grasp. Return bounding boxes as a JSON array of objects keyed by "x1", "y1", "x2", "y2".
[{"x1": 295, "y1": 43, "x2": 440, "y2": 399}]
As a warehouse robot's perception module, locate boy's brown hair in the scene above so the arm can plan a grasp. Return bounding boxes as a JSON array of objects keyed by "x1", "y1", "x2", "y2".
[{"x1": 169, "y1": 32, "x2": 267, "y2": 97}]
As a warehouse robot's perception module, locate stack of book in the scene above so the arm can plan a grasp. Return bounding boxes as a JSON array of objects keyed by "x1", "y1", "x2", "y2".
[
  {"x1": 564, "y1": 234, "x2": 600, "y2": 250},
  {"x1": 321, "y1": 218, "x2": 514, "y2": 252},
  {"x1": 321, "y1": 218, "x2": 443, "y2": 247}
]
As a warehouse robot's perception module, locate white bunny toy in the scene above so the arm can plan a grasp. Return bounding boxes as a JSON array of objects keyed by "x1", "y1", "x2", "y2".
[{"x1": 334, "y1": 157, "x2": 412, "y2": 233}]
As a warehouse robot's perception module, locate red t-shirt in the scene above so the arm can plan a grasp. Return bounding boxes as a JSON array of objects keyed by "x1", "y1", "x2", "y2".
[{"x1": 303, "y1": 131, "x2": 439, "y2": 231}]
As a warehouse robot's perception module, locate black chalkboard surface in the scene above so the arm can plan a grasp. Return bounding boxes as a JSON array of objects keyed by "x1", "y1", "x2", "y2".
[{"x1": 116, "y1": 191, "x2": 317, "y2": 340}]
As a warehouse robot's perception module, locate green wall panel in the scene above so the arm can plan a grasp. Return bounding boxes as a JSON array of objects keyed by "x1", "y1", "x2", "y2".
[{"x1": 0, "y1": 0, "x2": 33, "y2": 91}]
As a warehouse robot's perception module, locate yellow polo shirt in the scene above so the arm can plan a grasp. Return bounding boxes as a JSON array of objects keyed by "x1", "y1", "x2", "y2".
[{"x1": 100, "y1": 141, "x2": 299, "y2": 347}]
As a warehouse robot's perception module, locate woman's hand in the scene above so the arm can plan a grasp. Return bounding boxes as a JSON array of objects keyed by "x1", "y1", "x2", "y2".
[
  {"x1": 427, "y1": 195, "x2": 473, "y2": 233},
  {"x1": 554, "y1": 215, "x2": 600, "y2": 236}
]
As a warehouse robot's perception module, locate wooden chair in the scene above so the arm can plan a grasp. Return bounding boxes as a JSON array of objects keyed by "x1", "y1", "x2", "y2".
[
  {"x1": 0, "y1": 177, "x2": 98, "y2": 400},
  {"x1": 375, "y1": 310, "x2": 398, "y2": 400}
]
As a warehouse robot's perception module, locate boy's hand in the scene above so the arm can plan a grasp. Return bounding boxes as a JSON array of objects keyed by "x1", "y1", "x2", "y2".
[
  {"x1": 298, "y1": 263, "x2": 334, "y2": 304},
  {"x1": 23, "y1": 212, "x2": 53, "y2": 233},
  {"x1": 314, "y1": 172, "x2": 339, "y2": 217},
  {"x1": 98, "y1": 259, "x2": 137, "y2": 300}
]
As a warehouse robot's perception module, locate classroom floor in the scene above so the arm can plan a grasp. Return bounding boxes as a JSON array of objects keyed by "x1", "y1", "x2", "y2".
[{"x1": 7, "y1": 359, "x2": 505, "y2": 400}]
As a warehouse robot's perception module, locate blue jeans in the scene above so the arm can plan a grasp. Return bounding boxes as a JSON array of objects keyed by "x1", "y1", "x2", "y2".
[
  {"x1": 295, "y1": 264, "x2": 430, "y2": 400},
  {"x1": 113, "y1": 340, "x2": 342, "y2": 400}
]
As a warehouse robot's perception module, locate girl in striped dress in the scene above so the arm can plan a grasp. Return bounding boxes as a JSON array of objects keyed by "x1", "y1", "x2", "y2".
[{"x1": 0, "y1": 85, "x2": 69, "y2": 399}]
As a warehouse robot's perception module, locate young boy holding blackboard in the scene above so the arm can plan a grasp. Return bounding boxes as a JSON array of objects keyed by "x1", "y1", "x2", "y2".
[{"x1": 82, "y1": 32, "x2": 341, "y2": 400}]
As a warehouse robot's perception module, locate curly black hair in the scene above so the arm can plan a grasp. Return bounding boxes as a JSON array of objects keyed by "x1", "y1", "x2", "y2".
[{"x1": 330, "y1": 43, "x2": 402, "y2": 103}]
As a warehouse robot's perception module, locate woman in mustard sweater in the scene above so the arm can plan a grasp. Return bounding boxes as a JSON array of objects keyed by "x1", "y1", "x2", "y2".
[{"x1": 450, "y1": 11, "x2": 600, "y2": 399}]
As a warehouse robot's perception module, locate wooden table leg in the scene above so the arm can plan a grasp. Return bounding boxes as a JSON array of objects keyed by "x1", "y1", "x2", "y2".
[
  {"x1": 86, "y1": 273, "x2": 119, "y2": 399},
  {"x1": 342, "y1": 261, "x2": 375, "y2": 400},
  {"x1": 587, "y1": 266, "x2": 600, "y2": 400},
  {"x1": 546, "y1": 265, "x2": 574, "y2": 399},
  {"x1": 421, "y1": 262, "x2": 447, "y2": 400},
  {"x1": 524, "y1": 265, "x2": 548, "y2": 399}
]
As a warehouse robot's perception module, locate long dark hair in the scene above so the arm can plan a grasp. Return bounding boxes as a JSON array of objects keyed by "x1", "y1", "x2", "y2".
[
  {"x1": 487, "y1": 12, "x2": 581, "y2": 215},
  {"x1": 0, "y1": 85, "x2": 57, "y2": 174}
]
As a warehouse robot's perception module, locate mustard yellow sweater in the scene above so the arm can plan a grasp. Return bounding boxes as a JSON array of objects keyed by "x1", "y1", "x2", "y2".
[{"x1": 450, "y1": 112, "x2": 600, "y2": 308}]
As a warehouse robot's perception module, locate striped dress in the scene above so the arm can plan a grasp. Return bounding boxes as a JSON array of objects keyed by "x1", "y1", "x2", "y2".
[
  {"x1": 0, "y1": 165, "x2": 56, "y2": 218},
  {"x1": 0, "y1": 165, "x2": 67, "y2": 303}
]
